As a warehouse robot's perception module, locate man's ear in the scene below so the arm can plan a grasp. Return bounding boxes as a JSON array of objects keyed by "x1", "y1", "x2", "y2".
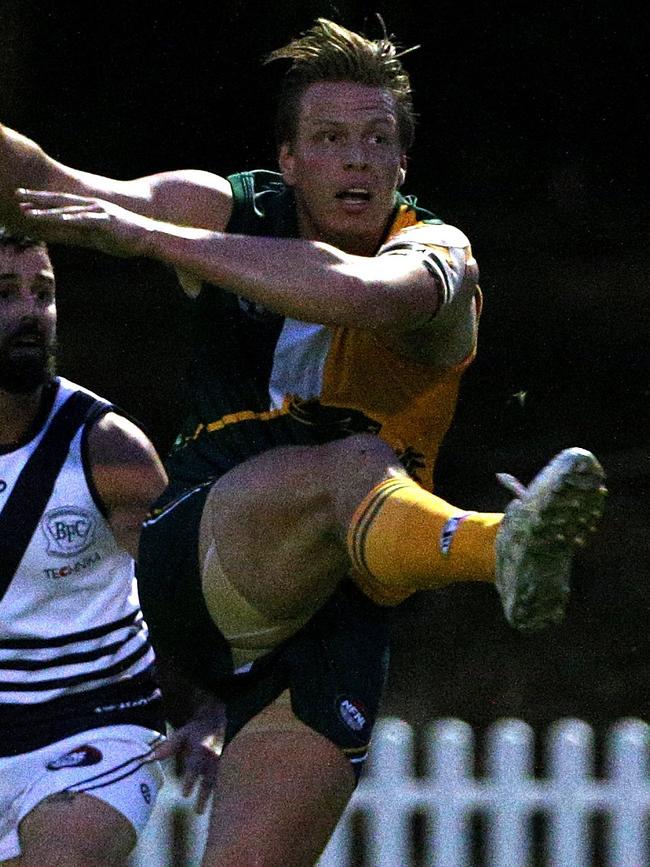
[{"x1": 279, "y1": 143, "x2": 295, "y2": 186}]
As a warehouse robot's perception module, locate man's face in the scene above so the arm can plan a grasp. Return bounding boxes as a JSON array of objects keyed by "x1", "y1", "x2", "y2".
[
  {"x1": 0, "y1": 245, "x2": 56, "y2": 394},
  {"x1": 279, "y1": 81, "x2": 407, "y2": 255}
]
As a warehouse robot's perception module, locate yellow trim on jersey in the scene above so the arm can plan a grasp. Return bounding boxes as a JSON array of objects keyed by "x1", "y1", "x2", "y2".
[
  {"x1": 387, "y1": 202, "x2": 424, "y2": 238},
  {"x1": 205, "y1": 406, "x2": 289, "y2": 434},
  {"x1": 188, "y1": 398, "x2": 293, "y2": 441},
  {"x1": 176, "y1": 204, "x2": 479, "y2": 496}
]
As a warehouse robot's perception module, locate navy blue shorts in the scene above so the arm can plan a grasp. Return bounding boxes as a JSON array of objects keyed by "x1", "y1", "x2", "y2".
[{"x1": 138, "y1": 483, "x2": 392, "y2": 777}]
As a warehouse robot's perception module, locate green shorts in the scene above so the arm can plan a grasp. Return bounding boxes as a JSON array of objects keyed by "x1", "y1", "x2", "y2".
[{"x1": 138, "y1": 483, "x2": 391, "y2": 778}]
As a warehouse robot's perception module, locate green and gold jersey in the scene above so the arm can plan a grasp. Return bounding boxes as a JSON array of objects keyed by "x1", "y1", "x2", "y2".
[{"x1": 164, "y1": 170, "x2": 480, "y2": 497}]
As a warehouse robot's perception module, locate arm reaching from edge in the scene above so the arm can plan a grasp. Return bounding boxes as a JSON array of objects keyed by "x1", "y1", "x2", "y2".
[
  {"x1": 17, "y1": 189, "x2": 455, "y2": 334},
  {"x1": 0, "y1": 123, "x2": 233, "y2": 231},
  {"x1": 154, "y1": 702, "x2": 226, "y2": 814}
]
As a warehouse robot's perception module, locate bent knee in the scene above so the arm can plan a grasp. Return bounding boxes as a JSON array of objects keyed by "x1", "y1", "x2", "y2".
[
  {"x1": 325, "y1": 432, "x2": 395, "y2": 461},
  {"x1": 18, "y1": 792, "x2": 136, "y2": 866},
  {"x1": 319, "y1": 433, "x2": 404, "y2": 527}
]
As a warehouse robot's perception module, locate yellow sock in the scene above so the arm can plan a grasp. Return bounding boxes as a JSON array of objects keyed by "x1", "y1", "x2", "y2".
[{"x1": 347, "y1": 476, "x2": 503, "y2": 606}]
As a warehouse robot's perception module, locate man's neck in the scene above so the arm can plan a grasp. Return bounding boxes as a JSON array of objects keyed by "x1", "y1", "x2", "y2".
[
  {"x1": 294, "y1": 198, "x2": 398, "y2": 257},
  {"x1": 297, "y1": 218, "x2": 379, "y2": 257},
  {"x1": 0, "y1": 386, "x2": 44, "y2": 447}
]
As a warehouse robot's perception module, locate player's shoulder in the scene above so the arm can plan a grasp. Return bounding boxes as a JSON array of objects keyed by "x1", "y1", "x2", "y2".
[
  {"x1": 227, "y1": 169, "x2": 288, "y2": 209},
  {"x1": 87, "y1": 411, "x2": 159, "y2": 467},
  {"x1": 389, "y1": 221, "x2": 471, "y2": 250},
  {"x1": 54, "y1": 379, "x2": 154, "y2": 465},
  {"x1": 55, "y1": 375, "x2": 108, "y2": 406},
  {"x1": 383, "y1": 194, "x2": 471, "y2": 250},
  {"x1": 86, "y1": 410, "x2": 167, "y2": 510}
]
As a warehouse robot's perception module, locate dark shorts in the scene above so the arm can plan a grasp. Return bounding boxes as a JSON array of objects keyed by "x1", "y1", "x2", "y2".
[
  {"x1": 0, "y1": 670, "x2": 164, "y2": 757},
  {"x1": 137, "y1": 483, "x2": 391, "y2": 777}
]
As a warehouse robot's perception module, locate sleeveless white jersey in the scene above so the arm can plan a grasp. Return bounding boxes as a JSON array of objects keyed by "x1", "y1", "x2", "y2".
[{"x1": 0, "y1": 377, "x2": 155, "y2": 705}]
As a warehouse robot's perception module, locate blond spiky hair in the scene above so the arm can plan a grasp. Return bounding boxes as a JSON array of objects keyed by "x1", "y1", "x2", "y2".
[{"x1": 265, "y1": 18, "x2": 417, "y2": 150}]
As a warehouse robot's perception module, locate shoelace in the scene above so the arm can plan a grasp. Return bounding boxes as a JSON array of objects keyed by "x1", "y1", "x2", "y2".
[{"x1": 495, "y1": 472, "x2": 528, "y2": 499}]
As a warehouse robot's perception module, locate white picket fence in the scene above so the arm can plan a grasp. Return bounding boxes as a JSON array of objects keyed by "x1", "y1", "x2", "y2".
[{"x1": 130, "y1": 716, "x2": 650, "y2": 866}]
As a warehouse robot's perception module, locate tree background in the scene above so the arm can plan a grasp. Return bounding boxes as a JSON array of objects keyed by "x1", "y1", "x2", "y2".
[{"x1": 2, "y1": 0, "x2": 648, "y2": 746}]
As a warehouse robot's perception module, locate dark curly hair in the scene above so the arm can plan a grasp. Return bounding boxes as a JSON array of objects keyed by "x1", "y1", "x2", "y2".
[{"x1": 0, "y1": 226, "x2": 46, "y2": 251}]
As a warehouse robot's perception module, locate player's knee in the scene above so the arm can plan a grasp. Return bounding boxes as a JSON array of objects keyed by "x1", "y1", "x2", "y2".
[
  {"x1": 331, "y1": 431, "x2": 394, "y2": 461},
  {"x1": 20, "y1": 841, "x2": 134, "y2": 867},
  {"x1": 19, "y1": 794, "x2": 136, "y2": 867},
  {"x1": 320, "y1": 433, "x2": 403, "y2": 525}
]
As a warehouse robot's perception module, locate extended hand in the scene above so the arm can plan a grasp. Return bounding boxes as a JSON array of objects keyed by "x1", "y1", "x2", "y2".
[
  {"x1": 153, "y1": 701, "x2": 226, "y2": 814},
  {"x1": 16, "y1": 188, "x2": 154, "y2": 258},
  {"x1": 0, "y1": 125, "x2": 48, "y2": 226}
]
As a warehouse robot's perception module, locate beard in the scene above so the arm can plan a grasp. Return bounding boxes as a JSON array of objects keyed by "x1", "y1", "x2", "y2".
[{"x1": 0, "y1": 332, "x2": 56, "y2": 394}]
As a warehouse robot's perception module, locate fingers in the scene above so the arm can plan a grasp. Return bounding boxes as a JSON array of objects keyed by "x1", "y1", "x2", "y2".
[
  {"x1": 152, "y1": 726, "x2": 222, "y2": 815},
  {"x1": 16, "y1": 188, "x2": 98, "y2": 206},
  {"x1": 152, "y1": 728, "x2": 190, "y2": 768},
  {"x1": 180, "y1": 743, "x2": 221, "y2": 813},
  {"x1": 19, "y1": 206, "x2": 109, "y2": 222},
  {"x1": 194, "y1": 776, "x2": 215, "y2": 816},
  {"x1": 15, "y1": 189, "x2": 107, "y2": 224},
  {"x1": 152, "y1": 737, "x2": 176, "y2": 762}
]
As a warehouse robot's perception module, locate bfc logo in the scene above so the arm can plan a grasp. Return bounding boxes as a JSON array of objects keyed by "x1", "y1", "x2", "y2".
[{"x1": 42, "y1": 507, "x2": 97, "y2": 556}]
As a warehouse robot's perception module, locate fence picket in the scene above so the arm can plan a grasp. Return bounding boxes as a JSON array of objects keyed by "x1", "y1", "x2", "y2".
[
  {"x1": 484, "y1": 719, "x2": 536, "y2": 867},
  {"x1": 605, "y1": 718, "x2": 650, "y2": 867},
  {"x1": 546, "y1": 718, "x2": 595, "y2": 867},
  {"x1": 426, "y1": 718, "x2": 477, "y2": 867},
  {"x1": 318, "y1": 810, "x2": 353, "y2": 867},
  {"x1": 359, "y1": 718, "x2": 418, "y2": 867}
]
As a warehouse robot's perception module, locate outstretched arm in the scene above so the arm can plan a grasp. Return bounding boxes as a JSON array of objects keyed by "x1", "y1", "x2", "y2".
[
  {"x1": 0, "y1": 123, "x2": 233, "y2": 231},
  {"x1": 17, "y1": 190, "x2": 477, "y2": 350}
]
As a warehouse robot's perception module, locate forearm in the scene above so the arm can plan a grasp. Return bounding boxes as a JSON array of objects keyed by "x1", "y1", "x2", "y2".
[
  {"x1": 147, "y1": 223, "x2": 432, "y2": 328},
  {"x1": 16, "y1": 188, "x2": 439, "y2": 328}
]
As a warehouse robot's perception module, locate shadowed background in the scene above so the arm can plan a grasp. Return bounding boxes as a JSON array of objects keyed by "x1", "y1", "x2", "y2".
[{"x1": 2, "y1": 0, "x2": 648, "y2": 745}]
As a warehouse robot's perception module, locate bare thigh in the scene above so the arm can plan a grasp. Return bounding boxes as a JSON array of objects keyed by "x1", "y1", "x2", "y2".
[
  {"x1": 201, "y1": 695, "x2": 355, "y2": 867},
  {"x1": 200, "y1": 433, "x2": 402, "y2": 621},
  {"x1": 5, "y1": 792, "x2": 136, "y2": 867}
]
